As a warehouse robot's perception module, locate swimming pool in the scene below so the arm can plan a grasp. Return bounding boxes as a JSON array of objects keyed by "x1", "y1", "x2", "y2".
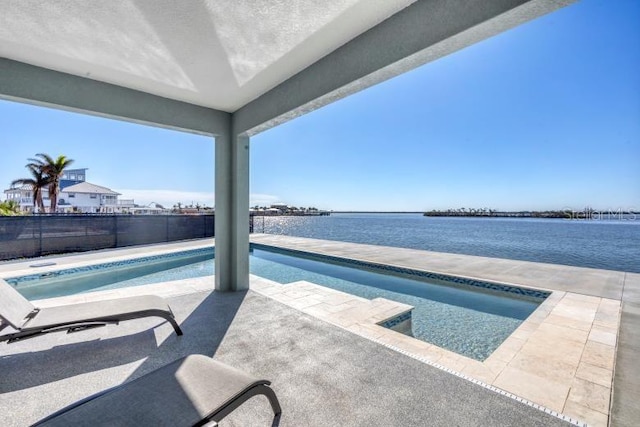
[
  {"x1": 6, "y1": 245, "x2": 548, "y2": 361},
  {"x1": 8, "y1": 248, "x2": 214, "y2": 301}
]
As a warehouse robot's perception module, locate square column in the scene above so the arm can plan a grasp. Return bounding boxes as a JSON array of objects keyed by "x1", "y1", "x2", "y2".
[{"x1": 214, "y1": 134, "x2": 250, "y2": 291}]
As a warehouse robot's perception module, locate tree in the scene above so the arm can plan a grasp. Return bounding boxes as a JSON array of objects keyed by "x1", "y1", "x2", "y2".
[
  {"x1": 36, "y1": 153, "x2": 74, "y2": 212},
  {"x1": 11, "y1": 163, "x2": 48, "y2": 213}
]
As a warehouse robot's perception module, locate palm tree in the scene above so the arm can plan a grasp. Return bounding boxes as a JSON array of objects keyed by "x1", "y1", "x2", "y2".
[
  {"x1": 11, "y1": 163, "x2": 48, "y2": 213},
  {"x1": 35, "y1": 153, "x2": 74, "y2": 212}
]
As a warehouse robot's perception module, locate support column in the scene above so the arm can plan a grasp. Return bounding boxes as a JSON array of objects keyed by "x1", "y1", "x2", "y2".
[{"x1": 214, "y1": 133, "x2": 250, "y2": 291}]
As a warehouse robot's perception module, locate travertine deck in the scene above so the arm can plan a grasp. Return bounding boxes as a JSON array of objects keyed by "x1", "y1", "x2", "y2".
[{"x1": 250, "y1": 234, "x2": 634, "y2": 427}]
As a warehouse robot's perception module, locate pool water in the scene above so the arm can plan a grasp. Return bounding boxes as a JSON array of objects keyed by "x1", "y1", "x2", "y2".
[
  {"x1": 250, "y1": 249, "x2": 541, "y2": 361},
  {"x1": 8, "y1": 246, "x2": 544, "y2": 361}
]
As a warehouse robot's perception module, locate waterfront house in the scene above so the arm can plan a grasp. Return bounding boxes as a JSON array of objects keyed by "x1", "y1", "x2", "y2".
[
  {"x1": 57, "y1": 181, "x2": 121, "y2": 213},
  {"x1": 3, "y1": 184, "x2": 34, "y2": 211}
]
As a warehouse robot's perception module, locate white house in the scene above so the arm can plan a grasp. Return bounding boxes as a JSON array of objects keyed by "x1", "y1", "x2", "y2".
[
  {"x1": 3, "y1": 184, "x2": 34, "y2": 209},
  {"x1": 57, "y1": 182, "x2": 121, "y2": 213}
]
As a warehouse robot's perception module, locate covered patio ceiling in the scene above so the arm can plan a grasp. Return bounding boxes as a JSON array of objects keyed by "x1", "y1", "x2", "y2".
[
  {"x1": 1, "y1": 0, "x2": 416, "y2": 112},
  {"x1": 0, "y1": 0, "x2": 574, "y2": 135},
  {"x1": 0, "y1": 0, "x2": 575, "y2": 290}
]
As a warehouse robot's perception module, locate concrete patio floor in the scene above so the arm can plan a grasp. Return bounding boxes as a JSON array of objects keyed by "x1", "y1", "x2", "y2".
[{"x1": 1, "y1": 237, "x2": 637, "y2": 426}]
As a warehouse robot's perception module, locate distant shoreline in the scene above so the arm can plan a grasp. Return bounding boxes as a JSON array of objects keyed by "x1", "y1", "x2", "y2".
[
  {"x1": 330, "y1": 211, "x2": 638, "y2": 219},
  {"x1": 423, "y1": 210, "x2": 638, "y2": 219}
]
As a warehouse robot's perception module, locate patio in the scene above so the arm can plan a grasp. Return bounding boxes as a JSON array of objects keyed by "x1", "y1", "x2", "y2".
[
  {"x1": 1, "y1": 280, "x2": 573, "y2": 427},
  {"x1": 3, "y1": 237, "x2": 637, "y2": 426}
]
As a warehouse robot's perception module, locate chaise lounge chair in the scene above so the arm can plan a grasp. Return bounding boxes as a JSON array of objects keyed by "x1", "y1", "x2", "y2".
[
  {"x1": 32, "y1": 354, "x2": 282, "y2": 426},
  {"x1": 0, "y1": 278, "x2": 183, "y2": 344}
]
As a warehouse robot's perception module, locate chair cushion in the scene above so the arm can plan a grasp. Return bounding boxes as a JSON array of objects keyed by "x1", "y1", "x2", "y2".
[
  {"x1": 25, "y1": 295, "x2": 172, "y2": 329},
  {"x1": 34, "y1": 355, "x2": 265, "y2": 426}
]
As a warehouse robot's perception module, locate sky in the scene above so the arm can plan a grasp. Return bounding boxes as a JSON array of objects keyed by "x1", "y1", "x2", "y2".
[{"x1": 1, "y1": 0, "x2": 639, "y2": 212}]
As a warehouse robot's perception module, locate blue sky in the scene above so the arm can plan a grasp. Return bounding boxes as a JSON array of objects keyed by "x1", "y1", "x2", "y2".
[{"x1": 2, "y1": 0, "x2": 639, "y2": 211}]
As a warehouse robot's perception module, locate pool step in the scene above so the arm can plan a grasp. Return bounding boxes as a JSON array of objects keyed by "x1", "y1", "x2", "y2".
[{"x1": 250, "y1": 278, "x2": 414, "y2": 336}]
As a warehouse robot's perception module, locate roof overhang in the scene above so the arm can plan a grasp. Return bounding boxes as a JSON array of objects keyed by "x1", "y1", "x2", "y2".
[{"x1": 0, "y1": 0, "x2": 575, "y2": 137}]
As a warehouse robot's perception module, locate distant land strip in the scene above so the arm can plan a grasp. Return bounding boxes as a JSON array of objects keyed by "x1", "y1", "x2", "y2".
[
  {"x1": 423, "y1": 209, "x2": 638, "y2": 219},
  {"x1": 330, "y1": 210, "x2": 638, "y2": 219}
]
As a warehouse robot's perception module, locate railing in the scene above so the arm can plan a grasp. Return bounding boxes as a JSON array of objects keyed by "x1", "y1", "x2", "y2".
[{"x1": 0, "y1": 214, "x2": 217, "y2": 261}]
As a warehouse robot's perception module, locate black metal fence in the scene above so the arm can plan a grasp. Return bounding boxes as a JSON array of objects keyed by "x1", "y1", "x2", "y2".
[{"x1": 0, "y1": 214, "x2": 219, "y2": 261}]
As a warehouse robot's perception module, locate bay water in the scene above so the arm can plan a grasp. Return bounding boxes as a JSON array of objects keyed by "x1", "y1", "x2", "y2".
[{"x1": 254, "y1": 213, "x2": 640, "y2": 273}]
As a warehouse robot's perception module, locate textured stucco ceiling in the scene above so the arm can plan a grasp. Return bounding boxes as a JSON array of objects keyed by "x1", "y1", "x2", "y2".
[{"x1": 0, "y1": 0, "x2": 416, "y2": 112}]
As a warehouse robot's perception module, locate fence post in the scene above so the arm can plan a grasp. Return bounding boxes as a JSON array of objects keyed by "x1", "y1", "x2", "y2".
[
  {"x1": 38, "y1": 214, "x2": 43, "y2": 257},
  {"x1": 166, "y1": 215, "x2": 169, "y2": 242}
]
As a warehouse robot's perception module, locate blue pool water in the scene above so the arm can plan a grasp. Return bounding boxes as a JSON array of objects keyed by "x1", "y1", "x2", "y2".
[
  {"x1": 11, "y1": 249, "x2": 214, "y2": 301},
  {"x1": 9, "y1": 246, "x2": 544, "y2": 361},
  {"x1": 249, "y1": 248, "x2": 542, "y2": 360}
]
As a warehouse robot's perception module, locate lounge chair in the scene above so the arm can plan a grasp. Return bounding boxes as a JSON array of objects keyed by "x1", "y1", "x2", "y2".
[
  {"x1": 0, "y1": 279, "x2": 183, "y2": 344},
  {"x1": 32, "y1": 354, "x2": 282, "y2": 426}
]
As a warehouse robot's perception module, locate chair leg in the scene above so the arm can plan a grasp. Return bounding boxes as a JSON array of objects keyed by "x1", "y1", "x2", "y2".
[
  {"x1": 163, "y1": 315, "x2": 183, "y2": 336},
  {"x1": 254, "y1": 384, "x2": 282, "y2": 417},
  {"x1": 194, "y1": 382, "x2": 282, "y2": 427}
]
